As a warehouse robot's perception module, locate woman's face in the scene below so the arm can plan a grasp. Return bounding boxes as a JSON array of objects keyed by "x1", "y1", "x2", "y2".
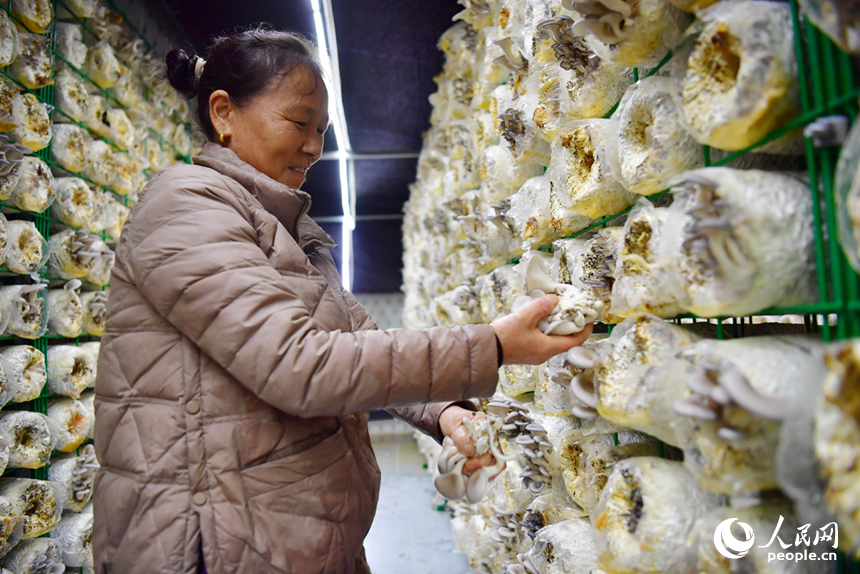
[{"x1": 213, "y1": 65, "x2": 329, "y2": 189}]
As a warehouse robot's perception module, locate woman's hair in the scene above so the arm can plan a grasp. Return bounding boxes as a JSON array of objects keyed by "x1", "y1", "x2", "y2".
[{"x1": 165, "y1": 26, "x2": 324, "y2": 140}]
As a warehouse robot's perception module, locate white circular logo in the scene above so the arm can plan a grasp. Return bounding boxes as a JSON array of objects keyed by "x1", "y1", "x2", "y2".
[{"x1": 714, "y1": 518, "x2": 755, "y2": 559}]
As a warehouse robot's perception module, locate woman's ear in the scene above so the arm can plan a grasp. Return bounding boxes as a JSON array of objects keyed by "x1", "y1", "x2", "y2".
[{"x1": 209, "y1": 90, "x2": 233, "y2": 139}]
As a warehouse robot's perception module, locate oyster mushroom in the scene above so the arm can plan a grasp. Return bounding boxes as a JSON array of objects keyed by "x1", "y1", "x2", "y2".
[
  {"x1": 434, "y1": 416, "x2": 517, "y2": 503},
  {"x1": 47, "y1": 229, "x2": 101, "y2": 280},
  {"x1": 0, "y1": 538, "x2": 65, "y2": 573},
  {"x1": 0, "y1": 135, "x2": 28, "y2": 200},
  {"x1": 569, "y1": 0, "x2": 690, "y2": 67},
  {"x1": 494, "y1": 38, "x2": 526, "y2": 73},
  {"x1": 48, "y1": 445, "x2": 98, "y2": 513},
  {"x1": 674, "y1": 336, "x2": 826, "y2": 494},
  {"x1": 80, "y1": 290, "x2": 109, "y2": 336},
  {"x1": 1, "y1": 285, "x2": 48, "y2": 340},
  {"x1": 432, "y1": 283, "x2": 481, "y2": 327},
  {"x1": 512, "y1": 251, "x2": 603, "y2": 335},
  {"x1": 85, "y1": 239, "x2": 115, "y2": 286}
]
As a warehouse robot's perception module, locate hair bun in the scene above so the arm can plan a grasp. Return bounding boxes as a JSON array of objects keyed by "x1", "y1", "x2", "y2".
[{"x1": 166, "y1": 49, "x2": 201, "y2": 98}]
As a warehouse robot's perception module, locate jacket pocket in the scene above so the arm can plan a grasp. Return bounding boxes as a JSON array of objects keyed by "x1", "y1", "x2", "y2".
[{"x1": 239, "y1": 424, "x2": 356, "y2": 523}]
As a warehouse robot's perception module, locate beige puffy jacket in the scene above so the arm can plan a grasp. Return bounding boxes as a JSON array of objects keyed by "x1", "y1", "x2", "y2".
[{"x1": 93, "y1": 143, "x2": 500, "y2": 574}]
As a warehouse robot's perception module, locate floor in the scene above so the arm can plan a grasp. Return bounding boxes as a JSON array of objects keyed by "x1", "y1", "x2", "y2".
[{"x1": 364, "y1": 421, "x2": 471, "y2": 574}]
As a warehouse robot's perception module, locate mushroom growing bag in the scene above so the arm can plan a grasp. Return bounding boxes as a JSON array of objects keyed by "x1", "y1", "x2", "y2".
[{"x1": 662, "y1": 168, "x2": 816, "y2": 317}]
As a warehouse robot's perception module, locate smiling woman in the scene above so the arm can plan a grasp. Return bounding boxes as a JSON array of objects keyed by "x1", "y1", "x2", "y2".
[{"x1": 92, "y1": 25, "x2": 594, "y2": 574}]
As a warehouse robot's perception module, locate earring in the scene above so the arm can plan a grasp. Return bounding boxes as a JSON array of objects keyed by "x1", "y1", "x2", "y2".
[{"x1": 218, "y1": 133, "x2": 225, "y2": 143}]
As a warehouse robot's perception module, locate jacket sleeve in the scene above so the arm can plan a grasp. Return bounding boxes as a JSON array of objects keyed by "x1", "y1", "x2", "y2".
[
  {"x1": 124, "y1": 171, "x2": 499, "y2": 418},
  {"x1": 341, "y1": 290, "x2": 482, "y2": 443}
]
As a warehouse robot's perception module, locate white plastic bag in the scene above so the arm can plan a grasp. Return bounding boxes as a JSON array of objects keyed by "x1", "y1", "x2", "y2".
[
  {"x1": 9, "y1": 93, "x2": 51, "y2": 152},
  {"x1": 85, "y1": 41, "x2": 122, "y2": 88},
  {"x1": 7, "y1": 156, "x2": 54, "y2": 213},
  {"x1": 662, "y1": 168, "x2": 817, "y2": 317},
  {"x1": 46, "y1": 282, "x2": 83, "y2": 338},
  {"x1": 54, "y1": 23, "x2": 87, "y2": 71},
  {"x1": 1, "y1": 345, "x2": 46, "y2": 402},
  {"x1": 0, "y1": 478, "x2": 64, "y2": 539},
  {"x1": 679, "y1": 1, "x2": 799, "y2": 151},
  {"x1": 836, "y1": 117, "x2": 860, "y2": 274},
  {"x1": 2, "y1": 221, "x2": 46, "y2": 274},
  {"x1": 0, "y1": 285, "x2": 48, "y2": 339},
  {"x1": 593, "y1": 457, "x2": 722, "y2": 574},
  {"x1": 0, "y1": 411, "x2": 57, "y2": 469},
  {"x1": 609, "y1": 199, "x2": 683, "y2": 320},
  {"x1": 50, "y1": 125, "x2": 88, "y2": 174},
  {"x1": 6, "y1": 33, "x2": 52, "y2": 91},
  {"x1": 11, "y1": 0, "x2": 52, "y2": 34},
  {"x1": 46, "y1": 344, "x2": 95, "y2": 398},
  {"x1": 0, "y1": 11, "x2": 18, "y2": 69},
  {"x1": 49, "y1": 503, "x2": 93, "y2": 567},
  {"x1": 547, "y1": 120, "x2": 637, "y2": 219},
  {"x1": 607, "y1": 76, "x2": 702, "y2": 196},
  {"x1": 52, "y1": 177, "x2": 97, "y2": 228},
  {"x1": 47, "y1": 397, "x2": 92, "y2": 453}
]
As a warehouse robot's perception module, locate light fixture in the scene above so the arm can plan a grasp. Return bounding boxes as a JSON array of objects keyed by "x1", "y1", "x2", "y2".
[{"x1": 310, "y1": 0, "x2": 354, "y2": 291}]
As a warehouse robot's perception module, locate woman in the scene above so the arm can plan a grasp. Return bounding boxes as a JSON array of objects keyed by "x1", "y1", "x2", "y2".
[{"x1": 93, "y1": 27, "x2": 592, "y2": 574}]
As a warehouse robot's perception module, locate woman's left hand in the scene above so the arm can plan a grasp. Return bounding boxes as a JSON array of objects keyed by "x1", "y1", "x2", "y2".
[{"x1": 438, "y1": 405, "x2": 500, "y2": 478}]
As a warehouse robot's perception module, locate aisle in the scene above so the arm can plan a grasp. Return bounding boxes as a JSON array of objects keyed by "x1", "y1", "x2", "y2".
[{"x1": 364, "y1": 422, "x2": 470, "y2": 574}]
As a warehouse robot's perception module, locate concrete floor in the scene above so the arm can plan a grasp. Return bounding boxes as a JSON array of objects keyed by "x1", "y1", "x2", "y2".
[{"x1": 364, "y1": 426, "x2": 471, "y2": 574}]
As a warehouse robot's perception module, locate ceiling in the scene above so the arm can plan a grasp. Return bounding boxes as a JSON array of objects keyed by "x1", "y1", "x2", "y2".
[{"x1": 160, "y1": 0, "x2": 462, "y2": 292}]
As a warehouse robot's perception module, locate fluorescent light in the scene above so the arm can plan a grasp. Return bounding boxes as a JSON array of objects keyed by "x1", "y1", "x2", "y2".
[{"x1": 310, "y1": 0, "x2": 354, "y2": 290}]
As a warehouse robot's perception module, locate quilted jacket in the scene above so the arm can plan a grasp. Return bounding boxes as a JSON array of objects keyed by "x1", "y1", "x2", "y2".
[{"x1": 93, "y1": 143, "x2": 500, "y2": 574}]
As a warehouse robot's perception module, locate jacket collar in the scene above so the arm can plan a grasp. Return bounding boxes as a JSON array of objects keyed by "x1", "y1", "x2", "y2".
[{"x1": 193, "y1": 143, "x2": 334, "y2": 248}]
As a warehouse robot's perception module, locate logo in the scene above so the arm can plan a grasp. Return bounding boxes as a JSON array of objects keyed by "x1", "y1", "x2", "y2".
[{"x1": 714, "y1": 518, "x2": 756, "y2": 559}]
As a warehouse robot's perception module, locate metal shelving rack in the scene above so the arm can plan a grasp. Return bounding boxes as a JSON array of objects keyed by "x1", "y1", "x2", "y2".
[{"x1": 0, "y1": 0, "x2": 191, "y2": 526}]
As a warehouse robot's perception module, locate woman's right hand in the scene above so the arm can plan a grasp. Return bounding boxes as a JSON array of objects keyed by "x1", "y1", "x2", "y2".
[{"x1": 490, "y1": 294, "x2": 593, "y2": 365}]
